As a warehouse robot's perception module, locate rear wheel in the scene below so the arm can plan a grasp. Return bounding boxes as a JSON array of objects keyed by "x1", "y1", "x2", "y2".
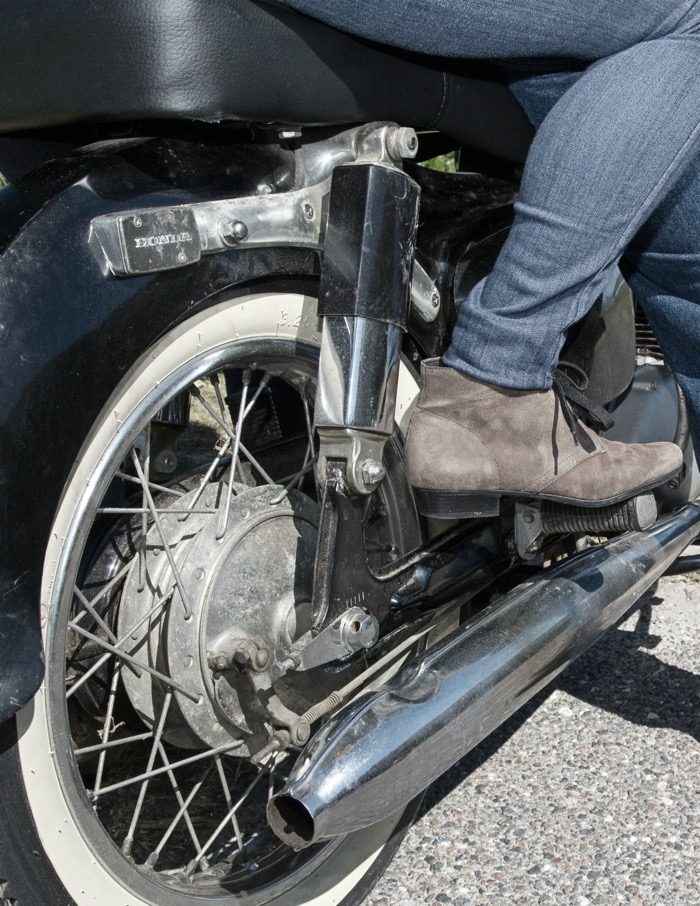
[{"x1": 0, "y1": 291, "x2": 423, "y2": 906}]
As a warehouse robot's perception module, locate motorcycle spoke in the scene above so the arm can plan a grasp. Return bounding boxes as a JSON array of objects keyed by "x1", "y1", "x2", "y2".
[
  {"x1": 131, "y1": 448, "x2": 194, "y2": 619},
  {"x1": 267, "y1": 752, "x2": 282, "y2": 801},
  {"x1": 189, "y1": 383, "x2": 275, "y2": 487},
  {"x1": 211, "y1": 370, "x2": 273, "y2": 446},
  {"x1": 145, "y1": 763, "x2": 215, "y2": 870},
  {"x1": 138, "y1": 427, "x2": 151, "y2": 590},
  {"x1": 74, "y1": 732, "x2": 153, "y2": 757},
  {"x1": 157, "y1": 743, "x2": 211, "y2": 870},
  {"x1": 184, "y1": 765, "x2": 269, "y2": 877},
  {"x1": 73, "y1": 584, "x2": 141, "y2": 679},
  {"x1": 300, "y1": 384, "x2": 318, "y2": 489},
  {"x1": 115, "y1": 470, "x2": 185, "y2": 498},
  {"x1": 178, "y1": 437, "x2": 232, "y2": 521},
  {"x1": 121, "y1": 692, "x2": 172, "y2": 856},
  {"x1": 67, "y1": 591, "x2": 172, "y2": 699},
  {"x1": 214, "y1": 755, "x2": 245, "y2": 856},
  {"x1": 217, "y1": 369, "x2": 250, "y2": 539},
  {"x1": 74, "y1": 559, "x2": 135, "y2": 623},
  {"x1": 270, "y1": 458, "x2": 317, "y2": 505},
  {"x1": 91, "y1": 741, "x2": 243, "y2": 797},
  {"x1": 209, "y1": 373, "x2": 243, "y2": 482},
  {"x1": 68, "y1": 621, "x2": 198, "y2": 702},
  {"x1": 72, "y1": 585, "x2": 120, "y2": 646},
  {"x1": 93, "y1": 662, "x2": 122, "y2": 798},
  {"x1": 180, "y1": 370, "x2": 275, "y2": 525},
  {"x1": 97, "y1": 507, "x2": 213, "y2": 515}
]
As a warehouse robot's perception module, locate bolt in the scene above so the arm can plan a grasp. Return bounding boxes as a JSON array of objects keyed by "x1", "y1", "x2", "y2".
[
  {"x1": 269, "y1": 653, "x2": 300, "y2": 682},
  {"x1": 302, "y1": 202, "x2": 314, "y2": 221},
  {"x1": 221, "y1": 220, "x2": 249, "y2": 246},
  {"x1": 256, "y1": 182, "x2": 274, "y2": 196},
  {"x1": 360, "y1": 458, "x2": 386, "y2": 488},
  {"x1": 234, "y1": 649, "x2": 251, "y2": 666},
  {"x1": 195, "y1": 567, "x2": 205, "y2": 581},
  {"x1": 208, "y1": 652, "x2": 230, "y2": 672},
  {"x1": 132, "y1": 216, "x2": 142, "y2": 228},
  {"x1": 291, "y1": 718, "x2": 311, "y2": 746},
  {"x1": 231, "y1": 639, "x2": 270, "y2": 671},
  {"x1": 252, "y1": 730, "x2": 290, "y2": 765},
  {"x1": 522, "y1": 512, "x2": 535, "y2": 524},
  {"x1": 430, "y1": 290, "x2": 440, "y2": 309},
  {"x1": 386, "y1": 126, "x2": 419, "y2": 161},
  {"x1": 177, "y1": 249, "x2": 187, "y2": 264}
]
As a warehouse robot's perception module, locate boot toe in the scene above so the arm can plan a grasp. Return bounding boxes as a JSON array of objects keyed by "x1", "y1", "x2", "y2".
[{"x1": 543, "y1": 439, "x2": 683, "y2": 504}]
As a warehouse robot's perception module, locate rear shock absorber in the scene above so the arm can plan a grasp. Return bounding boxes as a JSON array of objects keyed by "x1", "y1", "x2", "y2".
[{"x1": 313, "y1": 159, "x2": 420, "y2": 496}]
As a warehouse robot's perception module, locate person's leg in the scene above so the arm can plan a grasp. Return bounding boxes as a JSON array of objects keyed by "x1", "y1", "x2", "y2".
[
  {"x1": 276, "y1": 0, "x2": 698, "y2": 61},
  {"x1": 503, "y1": 65, "x2": 700, "y2": 455},
  {"x1": 444, "y1": 34, "x2": 700, "y2": 388},
  {"x1": 283, "y1": 0, "x2": 700, "y2": 392}
]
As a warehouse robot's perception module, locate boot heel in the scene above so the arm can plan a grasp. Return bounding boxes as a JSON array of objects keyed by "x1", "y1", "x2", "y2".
[{"x1": 414, "y1": 489, "x2": 501, "y2": 519}]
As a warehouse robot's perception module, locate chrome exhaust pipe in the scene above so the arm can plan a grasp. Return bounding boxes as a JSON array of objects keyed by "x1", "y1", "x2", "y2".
[{"x1": 268, "y1": 503, "x2": 700, "y2": 849}]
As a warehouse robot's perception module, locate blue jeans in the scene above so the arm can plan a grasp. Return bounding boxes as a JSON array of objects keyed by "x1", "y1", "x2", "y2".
[
  {"x1": 503, "y1": 66, "x2": 700, "y2": 455},
  {"x1": 279, "y1": 0, "x2": 700, "y2": 445}
]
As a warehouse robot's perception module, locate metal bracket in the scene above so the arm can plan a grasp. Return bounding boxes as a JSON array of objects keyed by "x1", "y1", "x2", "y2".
[
  {"x1": 311, "y1": 463, "x2": 392, "y2": 630},
  {"x1": 514, "y1": 501, "x2": 546, "y2": 560},
  {"x1": 270, "y1": 607, "x2": 380, "y2": 678},
  {"x1": 88, "y1": 122, "x2": 439, "y2": 323}
]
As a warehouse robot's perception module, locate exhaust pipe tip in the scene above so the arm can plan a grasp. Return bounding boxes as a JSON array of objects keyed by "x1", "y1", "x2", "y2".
[{"x1": 267, "y1": 794, "x2": 317, "y2": 850}]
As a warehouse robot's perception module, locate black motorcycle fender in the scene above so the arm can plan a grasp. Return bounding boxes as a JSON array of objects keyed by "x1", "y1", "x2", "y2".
[{"x1": 0, "y1": 138, "x2": 319, "y2": 724}]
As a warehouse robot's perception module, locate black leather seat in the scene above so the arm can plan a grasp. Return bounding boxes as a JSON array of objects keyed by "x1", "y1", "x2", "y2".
[{"x1": 0, "y1": 0, "x2": 533, "y2": 162}]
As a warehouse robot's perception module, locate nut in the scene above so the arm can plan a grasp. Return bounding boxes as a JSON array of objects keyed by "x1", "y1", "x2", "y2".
[{"x1": 386, "y1": 126, "x2": 419, "y2": 161}]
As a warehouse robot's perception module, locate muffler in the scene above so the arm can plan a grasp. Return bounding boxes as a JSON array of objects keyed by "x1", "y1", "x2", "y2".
[{"x1": 268, "y1": 503, "x2": 700, "y2": 849}]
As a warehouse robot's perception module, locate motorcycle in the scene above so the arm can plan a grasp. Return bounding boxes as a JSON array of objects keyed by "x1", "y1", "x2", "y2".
[{"x1": 0, "y1": 2, "x2": 698, "y2": 904}]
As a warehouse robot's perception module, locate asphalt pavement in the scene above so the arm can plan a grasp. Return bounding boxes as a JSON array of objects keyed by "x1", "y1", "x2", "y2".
[{"x1": 366, "y1": 572, "x2": 699, "y2": 906}]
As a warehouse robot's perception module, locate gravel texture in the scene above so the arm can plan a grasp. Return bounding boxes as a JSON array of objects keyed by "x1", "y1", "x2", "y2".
[{"x1": 366, "y1": 572, "x2": 699, "y2": 906}]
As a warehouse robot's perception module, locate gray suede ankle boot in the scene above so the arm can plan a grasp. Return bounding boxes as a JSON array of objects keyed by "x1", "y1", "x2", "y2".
[{"x1": 405, "y1": 359, "x2": 683, "y2": 518}]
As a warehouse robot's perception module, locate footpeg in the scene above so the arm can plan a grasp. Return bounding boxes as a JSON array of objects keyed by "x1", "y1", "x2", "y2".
[{"x1": 515, "y1": 493, "x2": 658, "y2": 558}]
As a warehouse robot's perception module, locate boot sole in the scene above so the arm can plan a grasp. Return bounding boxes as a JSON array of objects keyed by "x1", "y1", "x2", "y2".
[{"x1": 414, "y1": 470, "x2": 681, "y2": 520}]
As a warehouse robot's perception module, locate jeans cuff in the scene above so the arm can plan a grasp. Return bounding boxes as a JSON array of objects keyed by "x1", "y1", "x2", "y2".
[{"x1": 441, "y1": 347, "x2": 553, "y2": 391}]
